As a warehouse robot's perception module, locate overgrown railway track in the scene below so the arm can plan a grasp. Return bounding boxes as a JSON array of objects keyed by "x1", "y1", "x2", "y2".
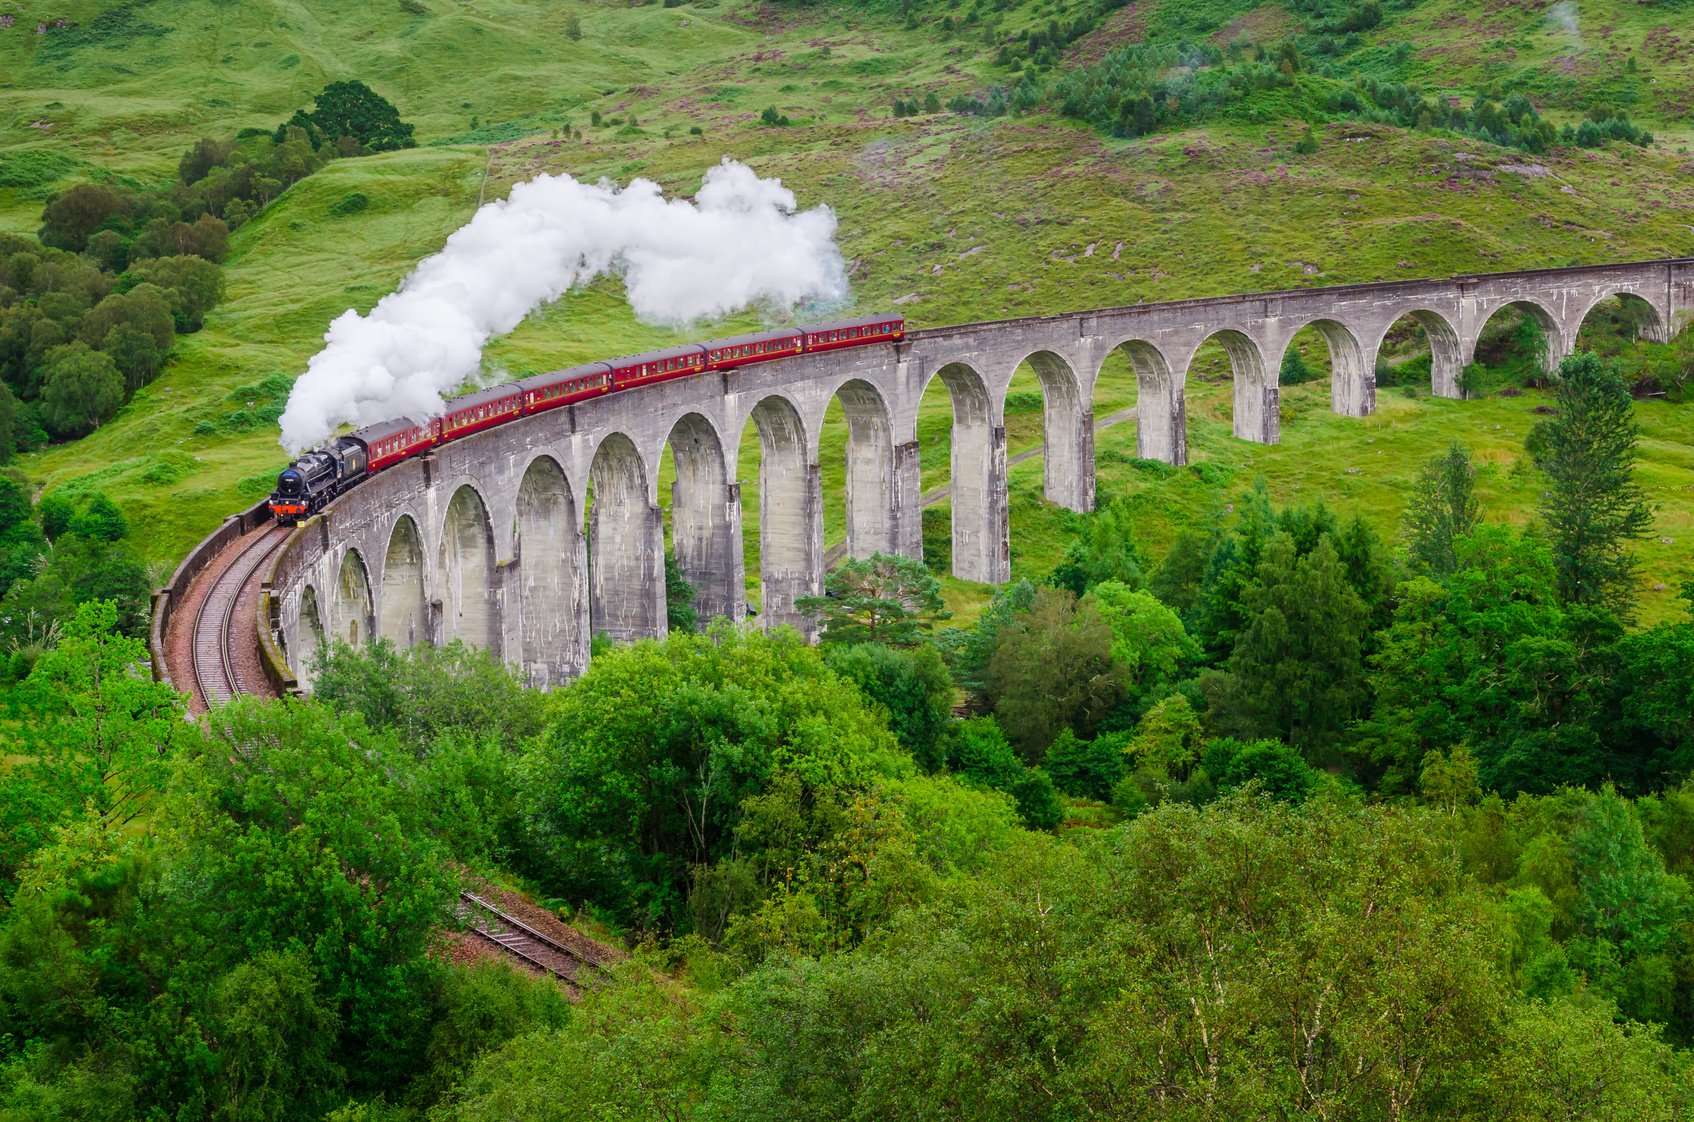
[
  {"x1": 190, "y1": 523, "x2": 290, "y2": 708},
  {"x1": 457, "y1": 892, "x2": 613, "y2": 990}
]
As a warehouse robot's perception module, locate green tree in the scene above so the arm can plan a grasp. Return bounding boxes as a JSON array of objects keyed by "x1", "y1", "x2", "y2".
[
  {"x1": 665, "y1": 551, "x2": 698, "y2": 633},
  {"x1": 824, "y1": 642, "x2": 955, "y2": 772},
  {"x1": 946, "y1": 715, "x2": 1024, "y2": 790},
  {"x1": 1354, "y1": 528, "x2": 1619, "y2": 795},
  {"x1": 939, "y1": 577, "x2": 1034, "y2": 703},
  {"x1": 1048, "y1": 501, "x2": 1146, "y2": 596},
  {"x1": 1570, "y1": 788, "x2": 1689, "y2": 963},
  {"x1": 280, "y1": 80, "x2": 417, "y2": 152},
  {"x1": 311, "y1": 638, "x2": 545, "y2": 754},
  {"x1": 520, "y1": 628, "x2": 904, "y2": 928},
  {"x1": 37, "y1": 183, "x2": 133, "y2": 253},
  {"x1": 797, "y1": 552, "x2": 949, "y2": 647},
  {"x1": 1203, "y1": 533, "x2": 1370, "y2": 753},
  {"x1": 1528, "y1": 352, "x2": 1654, "y2": 615},
  {"x1": 99, "y1": 323, "x2": 164, "y2": 393},
  {"x1": 432, "y1": 970, "x2": 715, "y2": 1122},
  {"x1": 123, "y1": 255, "x2": 225, "y2": 332},
  {"x1": 1189, "y1": 485, "x2": 1279, "y2": 659},
  {"x1": 1278, "y1": 343, "x2": 1314, "y2": 385},
  {"x1": 1404, "y1": 440, "x2": 1481, "y2": 577},
  {"x1": 413, "y1": 959, "x2": 572, "y2": 1106},
  {"x1": 1044, "y1": 729, "x2": 1126, "y2": 800},
  {"x1": 171, "y1": 699, "x2": 455, "y2": 1090},
  {"x1": 0, "y1": 601, "x2": 185, "y2": 886},
  {"x1": 1148, "y1": 528, "x2": 1208, "y2": 616},
  {"x1": 37, "y1": 342, "x2": 123, "y2": 437},
  {"x1": 1008, "y1": 767, "x2": 1064, "y2": 830},
  {"x1": 212, "y1": 950, "x2": 344, "y2": 1122},
  {"x1": 70, "y1": 493, "x2": 127, "y2": 542},
  {"x1": 79, "y1": 283, "x2": 175, "y2": 354},
  {"x1": 986, "y1": 586, "x2": 1127, "y2": 761},
  {"x1": 1483, "y1": 998, "x2": 1694, "y2": 1120},
  {"x1": 1202, "y1": 736, "x2": 1319, "y2": 802},
  {"x1": 1609, "y1": 614, "x2": 1694, "y2": 781},
  {"x1": 1083, "y1": 580, "x2": 1197, "y2": 716},
  {"x1": 36, "y1": 492, "x2": 73, "y2": 541}
]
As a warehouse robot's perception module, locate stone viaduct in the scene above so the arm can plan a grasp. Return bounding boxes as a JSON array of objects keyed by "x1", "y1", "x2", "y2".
[{"x1": 266, "y1": 257, "x2": 1694, "y2": 688}]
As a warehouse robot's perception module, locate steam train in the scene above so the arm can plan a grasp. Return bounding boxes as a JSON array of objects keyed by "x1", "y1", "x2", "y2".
[{"x1": 268, "y1": 315, "x2": 905, "y2": 522}]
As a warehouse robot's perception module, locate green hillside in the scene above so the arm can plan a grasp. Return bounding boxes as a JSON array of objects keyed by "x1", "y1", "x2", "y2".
[{"x1": 1, "y1": 0, "x2": 1691, "y2": 616}]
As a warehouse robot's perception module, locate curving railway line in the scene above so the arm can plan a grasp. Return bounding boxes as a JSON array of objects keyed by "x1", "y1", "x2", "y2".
[{"x1": 188, "y1": 523, "x2": 291, "y2": 709}]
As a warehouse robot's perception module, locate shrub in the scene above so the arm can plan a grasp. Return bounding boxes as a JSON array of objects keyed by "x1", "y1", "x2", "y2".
[
  {"x1": 330, "y1": 192, "x2": 371, "y2": 217},
  {"x1": 1044, "y1": 729, "x2": 1128, "y2": 800}
]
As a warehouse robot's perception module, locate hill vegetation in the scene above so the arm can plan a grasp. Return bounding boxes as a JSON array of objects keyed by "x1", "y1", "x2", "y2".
[{"x1": 0, "y1": 2, "x2": 1693, "y2": 1116}]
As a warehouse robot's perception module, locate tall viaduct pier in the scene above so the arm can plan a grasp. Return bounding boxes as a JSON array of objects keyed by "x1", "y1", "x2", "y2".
[{"x1": 259, "y1": 258, "x2": 1694, "y2": 689}]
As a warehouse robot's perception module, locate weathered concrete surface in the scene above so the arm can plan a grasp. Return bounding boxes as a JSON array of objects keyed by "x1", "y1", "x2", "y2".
[{"x1": 266, "y1": 258, "x2": 1693, "y2": 688}]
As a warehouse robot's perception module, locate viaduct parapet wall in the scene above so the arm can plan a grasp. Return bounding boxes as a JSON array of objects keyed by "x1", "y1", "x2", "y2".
[{"x1": 263, "y1": 257, "x2": 1694, "y2": 688}]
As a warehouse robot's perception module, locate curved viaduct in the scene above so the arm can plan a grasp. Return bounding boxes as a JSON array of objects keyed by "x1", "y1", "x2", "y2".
[{"x1": 265, "y1": 258, "x2": 1694, "y2": 689}]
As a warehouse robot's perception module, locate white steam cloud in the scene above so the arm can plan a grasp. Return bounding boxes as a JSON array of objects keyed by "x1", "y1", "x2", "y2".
[
  {"x1": 277, "y1": 159, "x2": 849, "y2": 453},
  {"x1": 1548, "y1": 0, "x2": 1580, "y2": 43}
]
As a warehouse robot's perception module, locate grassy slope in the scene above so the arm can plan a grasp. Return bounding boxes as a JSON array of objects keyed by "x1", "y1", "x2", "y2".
[{"x1": 1, "y1": 0, "x2": 1691, "y2": 619}]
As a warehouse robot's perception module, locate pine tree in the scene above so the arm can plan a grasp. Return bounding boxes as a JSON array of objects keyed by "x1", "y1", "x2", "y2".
[
  {"x1": 1203, "y1": 533, "x2": 1370, "y2": 752},
  {"x1": 1528, "y1": 353, "x2": 1654, "y2": 616},
  {"x1": 796, "y1": 552, "x2": 949, "y2": 647},
  {"x1": 1404, "y1": 440, "x2": 1481, "y2": 577},
  {"x1": 1278, "y1": 344, "x2": 1314, "y2": 385}
]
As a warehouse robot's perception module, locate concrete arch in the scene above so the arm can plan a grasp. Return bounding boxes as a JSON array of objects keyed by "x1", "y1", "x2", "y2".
[
  {"x1": 743, "y1": 394, "x2": 821, "y2": 632},
  {"x1": 1471, "y1": 298, "x2": 1566, "y2": 383},
  {"x1": 588, "y1": 431, "x2": 663, "y2": 643},
  {"x1": 923, "y1": 360, "x2": 1008, "y2": 584},
  {"x1": 1380, "y1": 308, "x2": 1466, "y2": 399},
  {"x1": 1101, "y1": 337, "x2": 1185, "y2": 466},
  {"x1": 378, "y1": 515, "x2": 427, "y2": 648},
  {"x1": 832, "y1": 378, "x2": 900, "y2": 559},
  {"x1": 330, "y1": 548, "x2": 375, "y2": 649},
  {"x1": 1195, "y1": 328, "x2": 1276, "y2": 445},
  {"x1": 1285, "y1": 317, "x2": 1373, "y2": 418},
  {"x1": 664, "y1": 412, "x2": 741, "y2": 626},
  {"x1": 438, "y1": 483, "x2": 500, "y2": 653},
  {"x1": 516, "y1": 455, "x2": 586, "y2": 686},
  {"x1": 1575, "y1": 290, "x2": 1671, "y2": 345},
  {"x1": 1014, "y1": 349, "x2": 1092, "y2": 513},
  {"x1": 297, "y1": 584, "x2": 325, "y2": 680}
]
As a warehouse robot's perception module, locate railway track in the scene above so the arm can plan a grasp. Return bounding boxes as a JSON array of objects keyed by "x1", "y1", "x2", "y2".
[
  {"x1": 457, "y1": 892, "x2": 612, "y2": 990},
  {"x1": 190, "y1": 523, "x2": 290, "y2": 709}
]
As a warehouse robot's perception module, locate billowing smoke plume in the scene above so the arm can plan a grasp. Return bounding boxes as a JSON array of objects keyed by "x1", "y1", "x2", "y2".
[
  {"x1": 277, "y1": 159, "x2": 848, "y2": 453},
  {"x1": 1548, "y1": 0, "x2": 1580, "y2": 43}
]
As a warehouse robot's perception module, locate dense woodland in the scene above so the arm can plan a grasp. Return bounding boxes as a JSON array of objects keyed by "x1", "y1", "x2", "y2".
[{"x1": 0, "y1": 349, "x2": 1689, "y2": 1120}]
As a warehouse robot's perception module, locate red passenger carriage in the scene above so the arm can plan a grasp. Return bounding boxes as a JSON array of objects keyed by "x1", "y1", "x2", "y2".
[
  {"x1": 516, "y1": 362, "x2": 613, "y2": 415},
  {"x1": 607, "y1": 344, "x2": 708, "y2": 390},
  {"x1": 272, "y1": 315, "x2": 905, "y2": 522},
  {"x1": 703, "y1": 329, "x2": 804, "y2": 370},
  {"x1": 801, "y1": 316, "x2": 905, "y2": 353}
]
